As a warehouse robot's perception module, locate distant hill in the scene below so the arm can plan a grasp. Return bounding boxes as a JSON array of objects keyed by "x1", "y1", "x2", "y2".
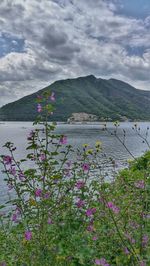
[{"x1": 0, "y1": 75, "x2": 150, "y2": 121}]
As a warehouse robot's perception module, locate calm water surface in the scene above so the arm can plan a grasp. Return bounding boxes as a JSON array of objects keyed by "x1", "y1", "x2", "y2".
[{"x1": 0, "y1": 121, "x2": 150, "y2": 204}]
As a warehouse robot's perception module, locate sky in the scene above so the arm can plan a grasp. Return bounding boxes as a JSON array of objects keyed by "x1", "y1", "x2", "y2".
[{"x1": 0, "y1": 0, "x2": 150, "y2": 106}]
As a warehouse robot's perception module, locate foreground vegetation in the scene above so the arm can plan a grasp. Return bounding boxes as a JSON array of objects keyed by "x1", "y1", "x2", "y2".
[{"x1": 0, "y1": 92, "x2": 150, "y2": 265}]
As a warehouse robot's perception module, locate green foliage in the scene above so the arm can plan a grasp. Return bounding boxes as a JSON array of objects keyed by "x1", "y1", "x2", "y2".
[{"x1": 1, "y1": 75, "x2": 150, "y2": 121}]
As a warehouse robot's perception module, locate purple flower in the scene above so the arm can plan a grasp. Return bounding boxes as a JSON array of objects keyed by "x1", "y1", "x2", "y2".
[
  {"x1": 24, "y1": 230, "x2": 32, "y2": 241},
  {"x1": 95, "y1": 259, "x2": 102, "y2": 265},
  {"x1": 75, "y1": 180, "x2": 85, "y2": 189},
  {"x1": 87, "y1": 225, "x2": 94, "y2": 232},
  {"x1": 37, "y1": 95, "x2": 42, "y2": 100},
  {"x1": 135, "y1": 180, "x2": 145, "y2": 189},
  {"x1": 18, "y1": 171, "x2": 25, "y2": 181},
  {"x1": 48, "y1": 217, "x2": 52, "y2": 224},
  {"x1": 0, "y1": 262, "x2": 7, "y2": 266},
  {"x1": 85, "y1": 208, "x2": 96, "y2": 217},
  {"x1": 139, "y1": 261, "x2": 146, "y2": 266},
  {"x1": 50, "y1": 92, "x2": 55, "y2": 101},
  {"x1": 37, "y1": 103, "x2": 42, "y2": 113},
  {"x1": 66, "y1": 160, "x2": 72, "y2": 168},
  {"x1": 59, "y1": 136, "x2": 67, "y2": 145},
  {"x1": 9, "y1": 167, "x2": 16, "y2": 176},
  {"x1": 142, "y1": 235, "x2": 149, "y2": 248},
  {"x1": 112, "y1": 206, "x2": 120, "y2": 214},
  {"x1": 35, "y1": 188, "x2": 42, "y2": 197},
  {"x1": 76, "y1": 199, "x2": 85, "y2": 208},
  {"x1": 125, "y1": 233, "x2": 136, "y2": 244},
  {"x1": 40, "y1": 153, "x2": 46, "y2": 161},
  {"x1": 92, "y1": 235, "x2": 98, "y2": 241},
  {"x1": 44, "y1": 192, "x2": 51, "y2": 199},
  {"x1": 82, "y1": 163, "x2": 90, "y2": 172},
  {"x1": 95, "y1": 258, "x2": 110, "y2": 266},
  {"x1": 16, "y1": 207, "x2": 21, "y2": 214},
  {"x1": 106, "y1": 202, "x2": 120, "y2": 214},
  {"x1": 8, "y1": 183, "x2": 13, "y2": 190},
  {"x1": 3, "y1": 155, "x2": 12, "y2": 165},
  {"x1": 12, "y1": 213, "x2": 18, "y2": 223},
  {"x1": 12, "y1": 207, "x2": 21, "y2": 222},
  {"x1": 124, "y1": 247, "x2": 130, "y2": 255}
]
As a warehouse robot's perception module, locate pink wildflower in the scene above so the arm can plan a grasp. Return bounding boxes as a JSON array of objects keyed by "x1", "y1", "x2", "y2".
[
  {"x1": 18, "y1": 171, "x2": 25, "y2": 181},
  {"x1": 8, "y1": 183, "x2": 13, "y2": 190},
  {"x1": 35, "y1": 188, "x2": 42, "y2": 197},
  {"x1": 66, "y1": 160, "x2": 72, "y2": 168},
  {"x1": 9, "y1": 167, "x2": 16, "y2": 176},
  {"x1": 142, "y1": 235, "x2": 149, "y2": 248},
  {"x1": 125, "y1": 233, "x2": 136, "y2": 244},
  {"x1": 75, "y1": 180, "x2": 85, "y2": 189},
  {"x1": 112, "y1": 206, "x2": 120, "y2": 214},
  {"x1": 44, "y1": 192, "x2": 50, "y2": 199},
  {"x1": 37, "y1": 95, "x2": 42, "y2": 100},
  {"x1": 40, "y1": 153, "x2": 46, "y2": 161},
  {"x1": 95, "y1": 258, "x2": 110, "y2": 266},
  {"x1": 124, "y1": 247, "x2": 130, "y2": 254},
  {"x1": 92, "y1": 235, "x2": 98, "y2": 241},
  {"x1": 139, "y1": 261, "x2": 146, "y2": 266},
  {"x1": 106, "y1": 201, "x2": 120, "y2": 214},
  {"x1": 24, "y1": 230, "x2": 32, "y2": 241},
  {"x1": 85, "y1": 208, "x2": 96, "y2": 217},
  {"x1": 76, "y1": 199, "x2": 85, "y2": 208},
  {"x1": 59, "y1": 136, "x2": 67, "y2": 145},
  {"x1": 82, "y1": 163, "x2": 90, "y2": 172},
  {"x1": 87, "y1": 225, "x2": 94, "y2": 232},
  {"x1": 12, "y1": 213, "x2": 18, "y2": 222},
  {"x1": 135, "y1": 180, "x2": 145, "y2": 189},
  {"x1": 50, "y1": 92, "x2": 55, "y2": 101},
  {"x1": 11, "y1": 208, "x2": 21, "y2": 223},
  {"x1": 48, "y1": 217, "x2": 52, "y2": 224},
  {"x1": 3, "y1": 155, "x2": 12, "y2": 165},
  {"x1": 37, "y1": 103, "x2": 42, "y2": 113},
  {"x1": 0, "y1": 262, "x2": 7, "y2": 266}
]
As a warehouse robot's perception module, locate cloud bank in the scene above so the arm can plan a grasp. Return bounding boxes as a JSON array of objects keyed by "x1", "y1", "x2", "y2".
[{"x1": 0, "y1": 0, "x2": 150, "y2": 106}]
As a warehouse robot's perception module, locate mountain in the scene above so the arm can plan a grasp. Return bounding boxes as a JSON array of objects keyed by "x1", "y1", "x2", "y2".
[{"x1": 0, "y1": 75, "x2": 150, "y2": 121}]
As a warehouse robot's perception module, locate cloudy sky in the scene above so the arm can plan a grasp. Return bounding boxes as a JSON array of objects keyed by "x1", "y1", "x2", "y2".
[{"x1": 0, "y1": 0, "x2": 150, "y2": 106}]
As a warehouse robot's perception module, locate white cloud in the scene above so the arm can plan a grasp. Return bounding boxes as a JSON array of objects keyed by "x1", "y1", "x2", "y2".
[{"x1": 0, "y1": 0, "x2": 150, "y2": 106}]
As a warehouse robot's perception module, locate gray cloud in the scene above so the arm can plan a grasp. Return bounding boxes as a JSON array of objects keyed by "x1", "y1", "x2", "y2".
[
  {"x1": 41, "y1": 25, "x2": 68, "y2": 48},
  {"x1": 0, "y1": 0, "x2": 150, "y2": 107}
]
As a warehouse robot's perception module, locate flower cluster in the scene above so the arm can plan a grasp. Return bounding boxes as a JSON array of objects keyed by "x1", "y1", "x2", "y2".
[{"x1": 106, "y1": 201, "x2": 120, "y2": 214}]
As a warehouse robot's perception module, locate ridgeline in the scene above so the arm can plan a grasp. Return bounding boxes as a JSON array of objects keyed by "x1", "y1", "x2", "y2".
[{"x1": 0, "y1": 75, "x2": 150, "y2": 121}]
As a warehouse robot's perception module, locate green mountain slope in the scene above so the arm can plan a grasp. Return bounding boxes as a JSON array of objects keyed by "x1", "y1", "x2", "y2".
[{"x1": 0, "y1": 75, "x2": 150, "y2": 121}]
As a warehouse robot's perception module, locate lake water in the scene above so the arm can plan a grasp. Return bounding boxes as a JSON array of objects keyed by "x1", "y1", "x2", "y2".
[{"x1": 0, "y1": 121, "x2": 150, "y2": 205}]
